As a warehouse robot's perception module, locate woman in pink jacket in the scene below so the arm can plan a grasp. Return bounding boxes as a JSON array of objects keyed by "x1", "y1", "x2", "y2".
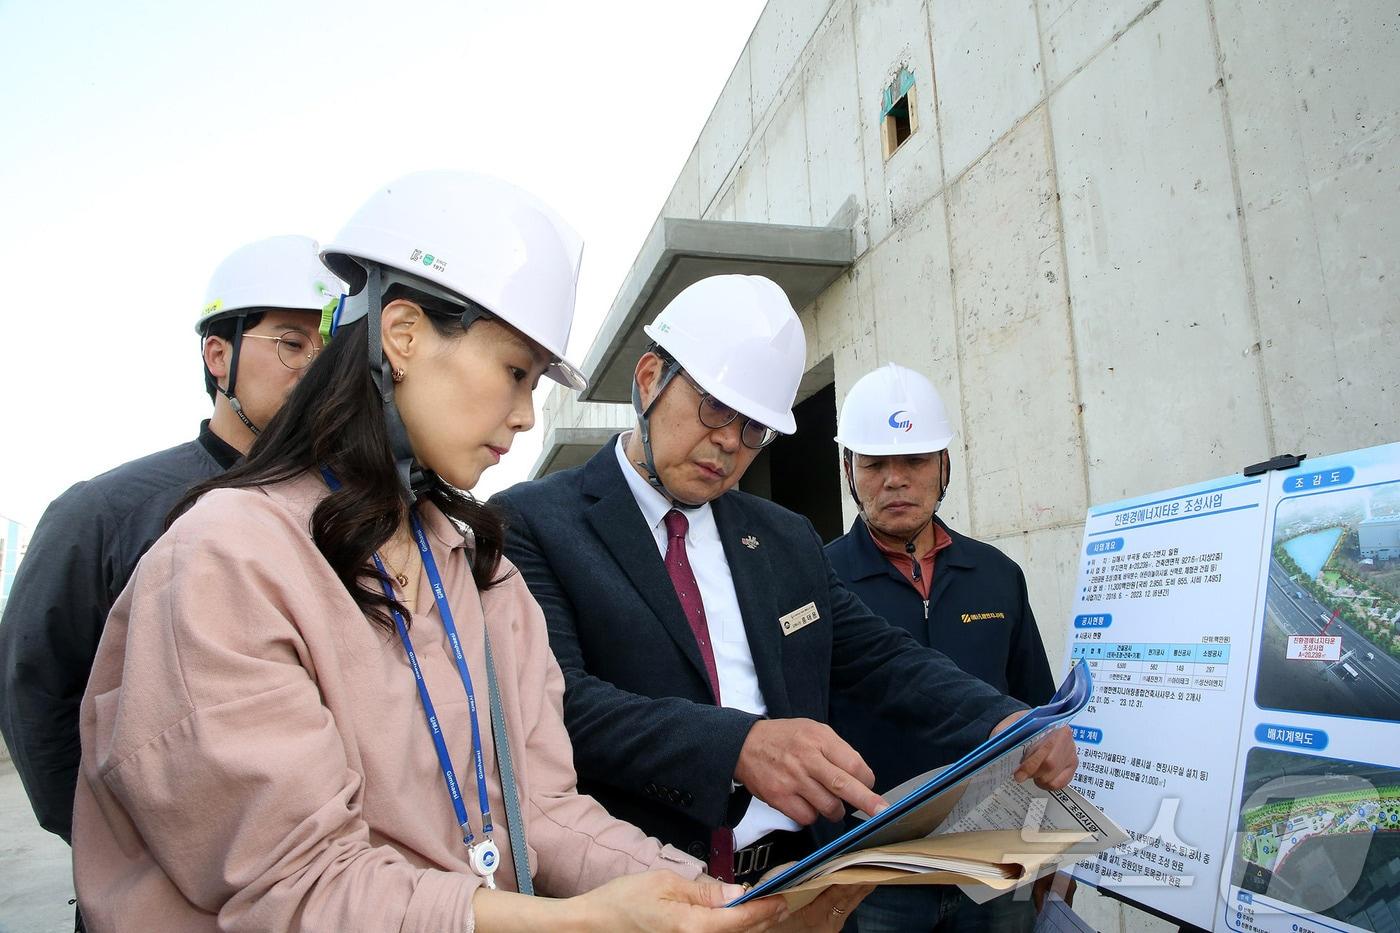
[{"x1": 73, "y1": 172, "x2": 862, "y2": 932}]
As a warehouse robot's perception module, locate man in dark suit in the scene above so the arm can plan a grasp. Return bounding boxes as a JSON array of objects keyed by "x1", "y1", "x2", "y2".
[{"x1": 494, "y1": 275, "x2": 1077, "y2": 895}]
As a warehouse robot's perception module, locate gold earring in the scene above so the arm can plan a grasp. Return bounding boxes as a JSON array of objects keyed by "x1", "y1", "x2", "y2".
[{"x1": 391, "y1": 367, "x2": 406, "y2": 384}]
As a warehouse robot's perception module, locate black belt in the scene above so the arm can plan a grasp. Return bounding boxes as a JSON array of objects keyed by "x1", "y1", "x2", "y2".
[{"x1": 733, "y1": 830, "x2": 809, "y2": 885}]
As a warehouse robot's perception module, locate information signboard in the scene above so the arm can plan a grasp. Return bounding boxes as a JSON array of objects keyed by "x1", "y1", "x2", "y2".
[{"x1": 1065, "y1": 442, "x2": 1400, "y2": 932}]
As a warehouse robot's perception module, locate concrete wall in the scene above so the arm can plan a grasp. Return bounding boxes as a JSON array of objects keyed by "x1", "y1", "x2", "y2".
[
  {"x1": 538, "y1": 391, "x2": 632, "y2": 445},
  {"x1": 543, "y1": 1, "x2": 1399, "y2": 925}
]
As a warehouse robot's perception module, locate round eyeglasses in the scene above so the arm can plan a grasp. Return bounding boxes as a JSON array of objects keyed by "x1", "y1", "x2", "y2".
[
  {"x1": 675, "y1": 369, "x2": 778, "y2": 450},
  {"x1": 241, "y1": 330, "x2": 322, "y2": 371}
]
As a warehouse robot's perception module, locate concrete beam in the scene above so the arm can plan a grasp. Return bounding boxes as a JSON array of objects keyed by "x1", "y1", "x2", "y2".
[
  {"x1": 527, "y1": 426, "x2": 621, "y2": 480},
  {"x1": 580, "y1": 217, "x2": 855, "y2": 404}
]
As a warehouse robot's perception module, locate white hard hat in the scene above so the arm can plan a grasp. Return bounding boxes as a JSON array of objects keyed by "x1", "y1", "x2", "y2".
[
  {"x1": 197, "y1": 235, "x2": 343, "y2": 334},
  {"x1": 836, "y1": 363, "x2": 955, "y2": 455},
  {"x1": 322, "y1": 170, "x2": 586, "y2": 390},
  {"x1": 643, "y1": 275, "x2": 805, "y2": 434}
]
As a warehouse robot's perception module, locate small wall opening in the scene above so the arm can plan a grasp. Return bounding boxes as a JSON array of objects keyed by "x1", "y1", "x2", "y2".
[
  {"x1": 739, "y1": 380, "x2": 843, "y2": 542},
  {"x1": 881, "y1": 67, "x2": 918, "y2": 160}
]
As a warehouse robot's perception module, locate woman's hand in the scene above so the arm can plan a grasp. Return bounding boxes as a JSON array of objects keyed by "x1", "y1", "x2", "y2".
[{"x1": 563, "y1": 870, "x2": 789, "y2": 933}]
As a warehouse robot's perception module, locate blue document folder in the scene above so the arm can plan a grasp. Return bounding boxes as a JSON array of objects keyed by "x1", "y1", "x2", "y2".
[{"x1": 729, "y1": 661, "x2": 1094, "y2": 904}]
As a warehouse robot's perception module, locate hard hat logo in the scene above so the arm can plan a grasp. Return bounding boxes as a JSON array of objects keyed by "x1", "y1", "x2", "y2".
[
  {"x1": 888, "y1": 410, "x2": 913, "y2": 432},
  {"x1": 201, "y1": 299, "x2": 223, "y2": 318},
  {"x1": 408, "y1": 248, "x2": 447, "y2": 273}
]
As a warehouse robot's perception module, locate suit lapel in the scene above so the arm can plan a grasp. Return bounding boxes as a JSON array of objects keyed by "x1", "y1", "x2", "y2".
[
  {"x1": 582, "y1": 445, "x2": 713, "y2": 691},
  {"x1": 713, "y1": 493, "x2": 792, "y2": 718}
]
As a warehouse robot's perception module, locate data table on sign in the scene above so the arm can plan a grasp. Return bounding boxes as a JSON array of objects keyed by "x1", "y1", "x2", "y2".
[{"x1": 1071, "y1": 641, "x2": 1231, "y2": 690}]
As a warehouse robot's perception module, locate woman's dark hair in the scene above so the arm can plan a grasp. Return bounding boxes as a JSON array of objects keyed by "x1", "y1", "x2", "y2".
[{"x1": 176, "y1": 287, "x2": 511, "y2": 633}]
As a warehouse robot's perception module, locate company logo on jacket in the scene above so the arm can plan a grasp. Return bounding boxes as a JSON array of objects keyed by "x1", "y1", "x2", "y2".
[{"x1": 961, "y1": 611, "x2": 1007, "y2": 624}]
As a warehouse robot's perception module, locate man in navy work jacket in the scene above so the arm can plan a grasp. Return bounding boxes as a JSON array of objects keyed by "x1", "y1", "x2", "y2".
[
  {"x1": 826, "y1": 363, "x2": 1058, "y2": 932},
  {"x1": 493, "y1": 275, "x2": 1077, "y2": 898}
]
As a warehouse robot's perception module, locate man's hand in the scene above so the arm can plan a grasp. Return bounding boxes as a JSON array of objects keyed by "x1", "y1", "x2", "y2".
[
  {"x1": 990, "y1": 714, "x2": 1078, "y2": 790},
  {"x1": 735, "y1": 719, "x2": 888, "y2": 824}
]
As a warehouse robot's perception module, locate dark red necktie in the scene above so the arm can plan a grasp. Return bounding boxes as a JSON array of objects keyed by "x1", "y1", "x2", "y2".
[{"x1": 662, "y1": 509, "x2": 734, "y2": 881}]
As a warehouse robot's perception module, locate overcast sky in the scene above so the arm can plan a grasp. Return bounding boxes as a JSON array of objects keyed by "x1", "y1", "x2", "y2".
[{"x1": 0, "y1": 0, "x2": 766, "y2": 528}]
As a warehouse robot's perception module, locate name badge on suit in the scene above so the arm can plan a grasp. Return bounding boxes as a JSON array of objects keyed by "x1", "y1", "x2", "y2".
[{"x1": 779, "y1": 602, "x2": 820, "y2": 636}]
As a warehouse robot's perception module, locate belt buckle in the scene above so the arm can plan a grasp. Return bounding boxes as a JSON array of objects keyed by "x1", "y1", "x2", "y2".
[
  {"x1": 735, "y1": 845, "x2": 753, "y2": 878},
  {"x1": 735, "y1": 839, "x2": 775, "y2": 879},
  {"x1": 754, "y1": 841, "x2": 773, "y2": 873}
]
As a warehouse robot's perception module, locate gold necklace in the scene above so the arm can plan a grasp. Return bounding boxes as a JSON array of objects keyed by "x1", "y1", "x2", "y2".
[
  {"x1": 382, "y1": 560, "x2": 409, "y2": 589},
  {"x1": 380, "y1": 540, "x2": 418, "y2": 590}
]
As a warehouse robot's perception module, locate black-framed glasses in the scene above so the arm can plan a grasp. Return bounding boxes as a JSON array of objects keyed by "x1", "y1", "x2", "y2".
[
  {"x1": 674, "y1": 369, "x2": 778, "y2": 450},
  {"x1": 242, "y1": 330, "x2": 322, "y2": 371}
]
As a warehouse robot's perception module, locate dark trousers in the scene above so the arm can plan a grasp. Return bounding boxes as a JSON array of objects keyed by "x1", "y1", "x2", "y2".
[{"x1": 853, "y1": 885, "x2": 1036, "y2": 933}]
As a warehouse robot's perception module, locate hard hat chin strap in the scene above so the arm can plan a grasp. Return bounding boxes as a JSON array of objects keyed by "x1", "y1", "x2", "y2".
[
  {"x1": 217, "y1": 386, "x2": 261, "y2": 437},
  {"x1": 357, "y1": 263, "x2": 433, "y2": 507},
  {"x1": 215, "y1": 315, "x2": 261, "y2": 437},
  {"x1": 631, "y1": 359, "x2": 704, "y2": 510}
]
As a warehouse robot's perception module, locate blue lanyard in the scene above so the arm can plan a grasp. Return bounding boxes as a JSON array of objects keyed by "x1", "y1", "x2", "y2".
[{"x1": 320, "y1": 469, "x2": 497, "y2": 877}]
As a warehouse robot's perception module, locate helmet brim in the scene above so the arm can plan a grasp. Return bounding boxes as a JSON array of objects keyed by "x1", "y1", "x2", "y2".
[
  {"x1": 834, "y1": 434, "x2": 954, "y2": 456},
  {"x1": 548, "y1": 357, "x2": 588, "y2": 391}
]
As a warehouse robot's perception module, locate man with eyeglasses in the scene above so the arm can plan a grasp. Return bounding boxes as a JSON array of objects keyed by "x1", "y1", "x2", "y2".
[
  {"x1": 0, "y1": 236, "x2": 341, "y2": 875},
  {"x1": 493, "y1": 275, "x2": 1077, "y2": 892}
]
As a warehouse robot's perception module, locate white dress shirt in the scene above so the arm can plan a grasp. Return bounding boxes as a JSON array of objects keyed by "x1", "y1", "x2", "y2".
[{"x1": 613, "y1": 436, "x2": 800, "y2": 847}]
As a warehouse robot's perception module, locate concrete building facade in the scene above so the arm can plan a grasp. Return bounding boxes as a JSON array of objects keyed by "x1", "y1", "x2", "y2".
[
  {"x1": 532, "y1": 1, "x2": 1398, "y2": 928},
  {"x1": 1360, "y1": 516, "x2": 1400, "y2": 561}
]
